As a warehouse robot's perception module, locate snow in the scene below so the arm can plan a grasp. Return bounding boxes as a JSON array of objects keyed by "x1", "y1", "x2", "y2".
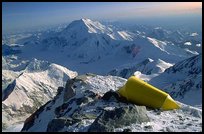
[
  {"x1": 134, "y1": 71, "x2": 159, "y2": 82},
  {"x1": 184, "y1": 42, "x2": 192, "y2": 46},
  {"x1": 149, "y1": 54, "x2": 202, "y2": 107},
  {"x1": 86, "y1": 75, "x2": 127, "y2": 94},
  {"x1": 109, "y1": 58, "x2": 173, "y2": 81},
  {"x1": 28, "y1": 88, "x2": 65, "y2": 132},
  {"x1": 154, "y1": 27, "x2": 162, "y2": 30},
  {"x1": 12, "y1": 19, "x2": 194, "y2": 75},
  {"x1": 190, "y1": 32, "x2": 198, "y2": 36},
  {"x1": 156, "y1": 59, "x2": 173, "y2": 73},
  {"x1": 196, "y1": 44, "x2": 201, "y2": 47},
  {"x1": 9, "y1": 44, "x2": 24, "y2": 47},
  {"x1": 82, "y1": 18, "x2": 111, "y2": 34},
  {"x1": 16, "y1": 74, "x2": 202, "y2": 132},
  {"x1": 2, "y1": 70, "x2": 20, "y2": 90},
  {"x1": 176, "y1": 84, "x2": 202, "y2": 106},
  {"x1": 117, "y1": 31, "x2": 133, "y2": 41},
  {"x1": 2, "y1": 59, "x2": 78, "y2": 131},
  {"x1": 114, "y1": 102, "x2": 202, "y2": 132},
  {"x1": 146, "y1": 37, "x2": 190, "y2": 59},
  {"x1": 184, "y1": 48, "x2": 199, "y2": 55},
  {"x1": 3, "y1": 122, "x2": 24, "y2": 132},
  {"x1": 63, "y1": 119, "x2": 95, "y2": 132}
]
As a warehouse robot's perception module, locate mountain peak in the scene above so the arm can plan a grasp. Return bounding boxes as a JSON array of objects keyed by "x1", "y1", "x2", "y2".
[
  {"x1": 81, "y1": 18, "x2": 92, "y2": 23},
  {"x1": 25, "y1": 58, "x2": 50, "y2": 72},
  {"x1": 63, "y1": 18, "x2": 111, "y2": 34}
]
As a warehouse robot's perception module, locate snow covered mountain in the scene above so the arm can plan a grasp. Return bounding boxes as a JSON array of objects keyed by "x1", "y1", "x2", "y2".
[
  {"x1": 148, "y1": 27, "x2": 171, "y2": 41},
  {"x1": 13, "y1": 18, "x2": 195, "y2": 74},
  {"x1": 20, "y1": 74, "x2": 202, "y2": 132},
  {"x1": 146, "y1": 27, "x2": 202, "y2": 54},
  {"x1": 128, "y1": 25, "x2": 202, "y2": 54},
  {"x1": 109, "y1": 58, "x2": 173, "y2": 80},
  {"x1": 149, "y1": 54, "x2": 202, "y2": 107},
  {"x1": 2, "y1": 59, "x2": 78, "y2": 131}
]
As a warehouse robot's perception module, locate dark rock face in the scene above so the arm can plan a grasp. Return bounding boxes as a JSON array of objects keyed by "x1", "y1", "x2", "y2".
[
  {"x1": 101, "y1": 90, "x2": 129, "y2": 103},
  {"x1": 64, "y1": 79, "x2": 76, "y2": 102},
  {"x1": 2, "y1": 80, "x2": 16, "y2": 101},
  {"x1": 47, "y1": 117, "x2": 68, "y2": 132},
  {"x1": 88, "y1": 105, "x2": 149, "y2": 132}
]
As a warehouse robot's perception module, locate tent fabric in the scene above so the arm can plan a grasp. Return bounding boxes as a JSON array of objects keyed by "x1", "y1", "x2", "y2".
[{"x1": 117, "y1": 76, "x2": 180, "y2": 111}]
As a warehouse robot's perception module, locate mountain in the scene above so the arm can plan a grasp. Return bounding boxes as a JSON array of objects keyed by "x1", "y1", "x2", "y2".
[
  {"x1": 149, "y1": 54, "x2": 202, "y2": 107},
  {"x1": 2, "y1": 59, "x2": 78, "y2": 131},
  {"x1": 21, "y1": 74, "x2": 202, "y2": 132},
  {"x1": 109, "y1": 58, "x2": 173, "y2": 79},
  {"x1": 146, "y1": 27, "x2": 202, "y2": 54},
  {"x1": 12, "y1": 18, "x2": 195, "y2": 75},
  {"x1": 148, "y1": 27, "x2": 171, "y2": 41}
]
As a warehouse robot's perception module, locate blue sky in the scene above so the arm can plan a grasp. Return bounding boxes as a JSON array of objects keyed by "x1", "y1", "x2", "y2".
[{"x1": 2, "y1": 2, "x2": 202, "y2": 34}]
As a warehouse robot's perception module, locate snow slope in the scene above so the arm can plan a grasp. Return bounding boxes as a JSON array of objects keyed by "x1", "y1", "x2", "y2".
[
  {"x1": 21, "y1": 74, "x2": 202, "y2": 132},
  {"x1": 2, "y1": 59, "x2": 78, "y2": 131},
  {"x1": 149, "y1": 54, "x2": 202, "y2": 107}
]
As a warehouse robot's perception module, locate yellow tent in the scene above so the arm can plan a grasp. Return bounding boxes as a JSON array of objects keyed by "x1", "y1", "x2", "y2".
[{"x1": 117, "y1": 76, "x2": 180, "y2": 111}]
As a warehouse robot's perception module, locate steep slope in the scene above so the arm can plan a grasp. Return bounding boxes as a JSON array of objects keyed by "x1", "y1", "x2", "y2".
[
  {"x1": 2, "y1": 59, "x2": 78, "y2": 131},
  {"x1": 149, "y1": 54, "x2": 202, "y2": 107},
  {"x1": 21, "y1": 74, "x2": 202, "y2": 132}
]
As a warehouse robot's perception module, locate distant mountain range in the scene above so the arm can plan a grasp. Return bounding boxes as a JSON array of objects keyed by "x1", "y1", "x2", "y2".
[
  {"x1": 2, "y1": 18, "x2": 202, "y2": 132},
  {"x1": 3, "y1": 18, "x2": 199, "y2": 75}
]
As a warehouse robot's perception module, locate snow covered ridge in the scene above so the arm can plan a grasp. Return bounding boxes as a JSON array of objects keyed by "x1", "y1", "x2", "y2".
[
  {"x1": 21, "y1": 74, "x2": 201, "y2": 132},
  {"x1": 149, "y1": 54, "x2": 202, "y2": 107},
  {"x1": 108, "y1": 58, "x2": 173, "y2": 79},
  {"x1": 61, "y1": 18, "x2": 135, "y2": 41},
  {"x1": 2, "y1": 59, "x2": 78, "y2": 131}
]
